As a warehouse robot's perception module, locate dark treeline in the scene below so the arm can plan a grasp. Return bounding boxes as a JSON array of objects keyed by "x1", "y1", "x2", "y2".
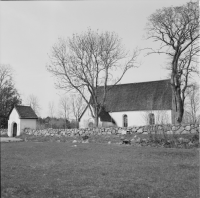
[{"x1": 37, "y1": 117, "x2": 79, "y2": 129}]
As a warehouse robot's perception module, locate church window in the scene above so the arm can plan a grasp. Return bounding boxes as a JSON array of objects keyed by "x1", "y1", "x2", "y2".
[
  {"x1": 149, "y1": 113, "x2": 155, "y2": 125},
  {"x1": 123, "y1": 114, "x2": 128, "y2": 127}
]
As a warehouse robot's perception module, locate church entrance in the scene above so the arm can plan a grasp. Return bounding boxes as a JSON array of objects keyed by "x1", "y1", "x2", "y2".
[{"x1": 13, "y1": 123, "x2": 17, "y2": 137}]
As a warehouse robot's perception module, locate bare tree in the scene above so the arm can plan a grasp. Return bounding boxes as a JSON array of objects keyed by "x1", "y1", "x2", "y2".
[
  {"x1": 146, "y1": 1, "x2": 199, "y2": 123},
  {"x1": 0, "y1": 64, "x2": 21, "y2": 128},
  {"x1": 48, "y1": 101, "x2": 55, "y2": 118},
  {"x1": 26, "y1": 94, "x2": 40, "y2": 116},
  {"x1": 156, "y1": 111, "x2": 170, "y2": 125},
  {"x1": 47, "y1": 29, "x2": 139, "y2": 127},
  {"x1": 142, "y1": 111, "x2": 153, "y2": 125},
  {"x1": 0, "y1": 64, "x2": 13, "y2": 91},
  {"x1": 58, "y1": 95, "x2": 70, "y2": 129},
  {"x1": 48, "y1": 101, "x2": 55, "y2": 128},
  {"x1": 142, "y1": 110, "x2": 170, "y2": 125},
  {"x1": 70, "y1": 94, "x2": 86, "y2": 128},
  {"x1": 184, "y1": 83, "x2": 199, "y2": 124}
]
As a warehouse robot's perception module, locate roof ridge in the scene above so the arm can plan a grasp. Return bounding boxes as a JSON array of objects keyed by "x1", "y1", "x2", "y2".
[
  {"x1": 98, "y1": 79, "x2": 171, "y2": 88},
  {"x1": 15, "y1": 105, "x2": 31, "y2": 107}
]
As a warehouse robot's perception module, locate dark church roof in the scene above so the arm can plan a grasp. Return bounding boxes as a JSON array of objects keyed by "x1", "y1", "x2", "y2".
[
  {"x1": 10, "y1": 105, "x2": 38, "y2": 119},
  {"x1": 97, "y1": 79, "x2": 172, "y2": 112}
]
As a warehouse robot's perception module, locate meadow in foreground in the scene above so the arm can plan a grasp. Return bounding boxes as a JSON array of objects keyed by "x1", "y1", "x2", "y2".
[{"x1": 1, "y1": 141, "x2": 199, "y2": 198}]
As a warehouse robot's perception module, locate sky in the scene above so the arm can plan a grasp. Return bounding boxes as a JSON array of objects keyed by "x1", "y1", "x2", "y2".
[{"x1": 0, "y1": 0, "x2": 196, "y2": 118}]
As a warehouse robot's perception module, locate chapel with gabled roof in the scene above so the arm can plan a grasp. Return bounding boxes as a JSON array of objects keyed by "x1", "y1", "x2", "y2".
[
  {"x1": 7, "y1": 105, "x2": 38, "y2": 137},
  {"x1": 79, "y1": 79, "x2": 176, "y2": 128}
]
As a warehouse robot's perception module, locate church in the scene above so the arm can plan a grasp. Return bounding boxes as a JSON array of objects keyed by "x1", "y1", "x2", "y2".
[{"x1": 79, "y1": 79, "x2": 176, "y2": 128}]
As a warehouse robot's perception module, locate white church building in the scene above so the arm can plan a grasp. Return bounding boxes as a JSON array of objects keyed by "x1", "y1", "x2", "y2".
[
  {"x1": 8, "y1": 105, "x2": 38, "y2": 137},
  {"x1": 79, "y1": 79, "x2": 177, "y2": 128}
]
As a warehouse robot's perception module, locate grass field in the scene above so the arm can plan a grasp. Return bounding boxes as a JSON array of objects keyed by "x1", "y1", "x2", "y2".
[{"x1": 1, "y1": 141, "x2": 199, "y2": 198}]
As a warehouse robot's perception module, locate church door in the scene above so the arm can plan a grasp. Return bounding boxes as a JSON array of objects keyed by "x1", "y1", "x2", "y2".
[{"x1": 13, "y1": 123, "x2": 17, "y2": 137}]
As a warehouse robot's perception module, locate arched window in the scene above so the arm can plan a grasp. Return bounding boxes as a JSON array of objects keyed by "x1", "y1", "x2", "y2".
[
  {"x1": 149, "y1": 113, "x2": 155, "y2": 125},
  {"x1": 88, "y1": 122, "x2": 94, "y2": 128},
  {"x1": 123, "y1": 114, "x2": 128, "y2": 127}
]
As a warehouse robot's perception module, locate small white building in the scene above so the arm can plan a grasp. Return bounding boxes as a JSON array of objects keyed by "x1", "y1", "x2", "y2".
[
  {"x1": 79, "y1": 79, "x2": 177, "y2": 128},
  {"x1": 8, "y1": 105, "x2": 38, "y2": 137}
]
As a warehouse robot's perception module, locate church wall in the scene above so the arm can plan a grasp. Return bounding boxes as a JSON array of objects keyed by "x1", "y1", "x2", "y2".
[
  {"x1": 79, "y1": 108, "x2": 173, "y2": 128},
  {"x1": 109, "y1": 110, "x2": 172, "y2": 127}
]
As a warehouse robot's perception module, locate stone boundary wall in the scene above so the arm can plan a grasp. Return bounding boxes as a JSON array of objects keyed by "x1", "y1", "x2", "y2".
[
  {"x1": 1, "y1": 124, "x2": 198, "y2": 137},
  {"x1": 0, "y1": 129, "x2": 7, "y2": 135}
]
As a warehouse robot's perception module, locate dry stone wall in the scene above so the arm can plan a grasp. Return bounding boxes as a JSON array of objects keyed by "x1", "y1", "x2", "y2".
[
  {"x1": 1, "y1": 124, "x2": 199, "y2": 137},
  {"x1": 0, "y1": 129, "x2": 8, "y2": 136},
  {"x1": 20, "y1": 124, "x2": 200, "y2": 137}
]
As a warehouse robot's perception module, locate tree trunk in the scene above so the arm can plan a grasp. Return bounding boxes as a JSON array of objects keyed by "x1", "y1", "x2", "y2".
[
  {"x1": 176, "y1": 92, "x2": 184, "y2": 123},
  {"x1": 92, "y1": 104, "x2": 99, "y2": 127},
  {"x1": 75, "y1": 117, "x2": 79, "y2": 128},
  {"x1": 170, "y1": 50, "x2": 185, "y2": 124},
  {"x1": 171, "y1": 72, "x2": 184, "y2": 124},
  {"x1": 94, "y1": 114, "x2": 99, "y2": 127}
]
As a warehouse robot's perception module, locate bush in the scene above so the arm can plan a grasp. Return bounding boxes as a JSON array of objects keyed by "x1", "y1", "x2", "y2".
[
  {"x1": 0, "y1": 129, "x2": 8, "y2": 137},
  {"x1": 146, "y1": 132, "x2": 199, "y2": 148},
  {"x1": 190, "y1": 134, "x2": 199, "y2": 142}
]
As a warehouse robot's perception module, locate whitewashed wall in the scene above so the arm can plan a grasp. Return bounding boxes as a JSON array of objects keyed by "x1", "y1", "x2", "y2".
[
  {"x1": 110, "y1": 110, "x2": 172, "y2": 127},
  {"x1": 8, "y1": 108, "x2": 21, "y2": 137},
  {"x1": 79, "y1": 105, "x2": 172, "y2": 128},
  {"x1": 20, "y1": 119, "x2": 37, "y2": 131}
]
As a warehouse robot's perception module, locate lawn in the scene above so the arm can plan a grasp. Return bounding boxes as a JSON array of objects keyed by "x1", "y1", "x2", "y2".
[{"x1": 1, "y1": 141, "x2": 199, "y2": 198}]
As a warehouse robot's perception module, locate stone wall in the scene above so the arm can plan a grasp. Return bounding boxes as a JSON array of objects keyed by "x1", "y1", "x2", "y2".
[
  {"x1": 0, "y1": 129, "x2": 8, "y2": 136},
  {"x1": 1, "y1": 124, "x2": 199, "y2": 137},
  {"x1": 2, "y1": 124, "x2": 197, "y2": 137}
]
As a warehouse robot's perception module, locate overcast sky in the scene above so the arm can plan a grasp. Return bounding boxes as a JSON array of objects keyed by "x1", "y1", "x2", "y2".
[{"x1": 0, "y1": 0, "x2": 194, "y2": 118}]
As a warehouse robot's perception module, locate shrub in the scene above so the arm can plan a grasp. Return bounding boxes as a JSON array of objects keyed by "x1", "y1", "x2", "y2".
[{"x1": 190, "y1": 134, "x2": 199, "y2": 142}]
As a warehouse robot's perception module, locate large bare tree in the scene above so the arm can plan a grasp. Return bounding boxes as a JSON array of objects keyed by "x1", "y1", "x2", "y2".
[
  {"x1": 47, "y1": 29, "x2": 138, "y2": 126},
  {"x1": 146, "y1": 1, "x2": 199, "y2": 123}
]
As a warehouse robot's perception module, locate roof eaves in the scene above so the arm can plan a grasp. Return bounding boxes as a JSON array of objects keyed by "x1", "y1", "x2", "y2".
[{"x1": 20, "y1": 117, "x2": 38, "y2": 119}]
